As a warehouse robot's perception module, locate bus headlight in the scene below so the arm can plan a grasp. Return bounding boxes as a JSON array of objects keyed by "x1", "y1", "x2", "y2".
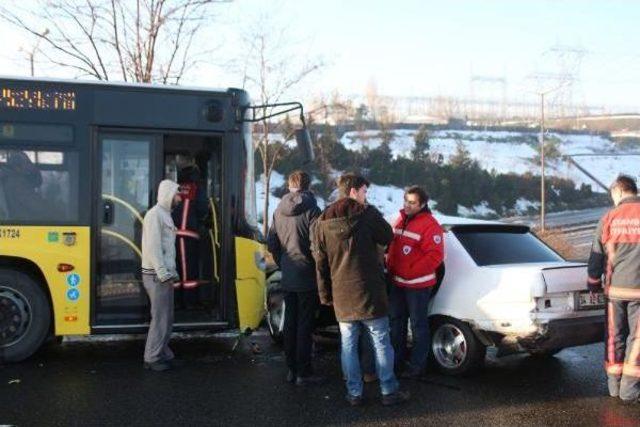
[{"x1": 254, "y1": 251, "x2": 266, "y2": 271}]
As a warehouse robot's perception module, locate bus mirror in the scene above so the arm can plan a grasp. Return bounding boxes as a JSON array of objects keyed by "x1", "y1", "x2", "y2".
[
  {"x1": 242, "y1": 101, "x2": 314, "y2": 164},
  {"x1": 295, "y1": 128, "x2": 314, "y2": 164}
]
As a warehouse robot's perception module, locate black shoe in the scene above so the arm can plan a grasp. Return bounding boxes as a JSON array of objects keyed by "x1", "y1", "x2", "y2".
[
  {"x1": 345, "y1": 394, "x2": 363, "y2": 406},
  {"x1": 399, "y1": 367, "x2": 424, "y2": 379},
  {"x1": 143, "y1": 361, "x2": 172, "y2": 372},
  {"x1": 165, "y1": 358, "x2": 185, "y2": 368},
  {"x1": 381, "y1": 390, "x2": 410, "y2": 406},
  {"x1": 286, "y1": 370, "x2": 296, "y2": 383},
  {"x1": 363, "y1": 372, "x2": 378, "y2": 383},
  {"x1": 295, "y1": 375, "x2": 325, "y2": 386}
]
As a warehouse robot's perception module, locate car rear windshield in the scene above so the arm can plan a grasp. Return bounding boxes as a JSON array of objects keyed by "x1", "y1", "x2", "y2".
[{"x1": 452, "y1": 225, "x2": 564, "y2": 266}]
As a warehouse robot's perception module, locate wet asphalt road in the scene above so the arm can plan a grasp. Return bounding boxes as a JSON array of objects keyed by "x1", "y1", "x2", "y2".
[{"x1": 1, "y1": 331, "x2": 639, "y2": 427}]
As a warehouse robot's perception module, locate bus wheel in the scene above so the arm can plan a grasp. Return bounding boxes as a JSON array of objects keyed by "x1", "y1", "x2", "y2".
[
  {"x1": 0, "y1": 269, "x2": 51, "y2": 362},
  {"x1": 266, "y1": 291, "x2": 285, "y2": 344}
]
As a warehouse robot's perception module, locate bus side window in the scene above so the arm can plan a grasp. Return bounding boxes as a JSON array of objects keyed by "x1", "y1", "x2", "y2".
[{"x1": 0, "y1": 149, "x2": 79, "y2": 223}]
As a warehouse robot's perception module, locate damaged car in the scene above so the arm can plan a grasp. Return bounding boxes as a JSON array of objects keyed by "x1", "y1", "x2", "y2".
[{"x1": 265, "y1": 216, "x2": 605, "y2": 376}]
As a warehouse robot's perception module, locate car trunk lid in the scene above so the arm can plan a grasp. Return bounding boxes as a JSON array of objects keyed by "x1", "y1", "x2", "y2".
[{"x1": 541, "y1": 263, "x2": 588, "y2": 293}]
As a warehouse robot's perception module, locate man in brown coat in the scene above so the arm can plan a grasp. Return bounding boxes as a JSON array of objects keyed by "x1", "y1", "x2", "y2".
[{"x1": 312, "y1": 173, "x2": 409, "y2": 406}]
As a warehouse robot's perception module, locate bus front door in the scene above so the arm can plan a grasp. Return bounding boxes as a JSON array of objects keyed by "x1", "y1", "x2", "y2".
[{"x1": 95, "y1": 132, "x2": 157, "y2": 326}]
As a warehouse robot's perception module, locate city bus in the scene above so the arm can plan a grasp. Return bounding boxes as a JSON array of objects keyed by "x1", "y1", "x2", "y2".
[{"x1": 0, "y1": 77, "x2": 311, "y2": 362}]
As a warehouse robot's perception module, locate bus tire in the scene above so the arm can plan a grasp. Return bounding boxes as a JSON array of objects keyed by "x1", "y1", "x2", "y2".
[
  {"x1": 266, "y1": 290, "x2": 285, "y2": 344},
  {"x1": 0, "y1": 268, "x2": 51, "y2": 363}
]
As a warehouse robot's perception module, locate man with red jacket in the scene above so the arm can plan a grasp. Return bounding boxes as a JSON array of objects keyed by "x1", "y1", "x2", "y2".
[
  {"x1": 588, "y1": 174, "x2": 640, "y2": 403},
  {"x1": 387, "y1": 185, "x2": 444, "y2": 378}
]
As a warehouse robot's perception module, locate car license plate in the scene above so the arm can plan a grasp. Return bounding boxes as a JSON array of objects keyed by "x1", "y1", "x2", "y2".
[{"x1": 576, "y1": 291, "x2": 605, "y2": 310}]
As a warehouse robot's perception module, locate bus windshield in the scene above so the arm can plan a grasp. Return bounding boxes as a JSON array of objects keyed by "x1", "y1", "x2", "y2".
[{"x1": 243, "y1": 122, "x2": 258, "y2": 229}]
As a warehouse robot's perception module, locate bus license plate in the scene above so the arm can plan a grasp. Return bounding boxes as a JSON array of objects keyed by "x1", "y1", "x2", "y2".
[{"x1": 577, "y1": 291, "x2": 605, "y2": 310}]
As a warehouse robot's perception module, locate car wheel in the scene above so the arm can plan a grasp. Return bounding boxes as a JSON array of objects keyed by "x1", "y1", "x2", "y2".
[
  {"x1": 431, "y1": 317, "x2": 486, "y2": 376},
  {"x1": 266, "y1": 291, "x2": 285, "y2": 344},
  {"x1": 528, "y1": 348, "x2": 562, "y2": 358},
  {"x1": 0, "y1": 268, "x2": 51, "y2": 362}
]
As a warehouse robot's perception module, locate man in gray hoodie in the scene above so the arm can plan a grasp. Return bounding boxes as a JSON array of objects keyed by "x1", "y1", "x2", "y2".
[
  {"x1": 141, "y1": 179, "x2": 181, "y2": 372},
  {"x1": 267, "y1": 170, "x2": 322, "y2": 385}
]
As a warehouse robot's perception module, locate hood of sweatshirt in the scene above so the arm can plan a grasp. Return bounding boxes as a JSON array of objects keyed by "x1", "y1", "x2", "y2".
[
  {"x1": 318, "y1": 198, "x2": 367, "y2": 240},
  {"x1": 157, "y1": 180, "x2": 180, "y2": 211},
  {"x1": 277, "y1": 190, "x2": 318, "y2": 217}
]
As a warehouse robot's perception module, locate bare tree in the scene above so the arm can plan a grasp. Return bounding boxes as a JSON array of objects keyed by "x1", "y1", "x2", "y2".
[
  {"x1": 235, "y1": 14, "x2": 323, "y2": 236},
  {"x1": 1, "y1": 0, "x2": 231, "y2": 83}
]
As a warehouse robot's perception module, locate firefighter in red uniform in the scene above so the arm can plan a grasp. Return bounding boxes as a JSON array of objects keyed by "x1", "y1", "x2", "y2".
[
  {"x1": 172, "y1": 154, "x2": 207, "y2": 308},
  {"x1": 387, "y1": 185, "x2": 444, "y2": 378},
  {"x1": 588, "y1": 174, "x2": 640, "y2": 403}
]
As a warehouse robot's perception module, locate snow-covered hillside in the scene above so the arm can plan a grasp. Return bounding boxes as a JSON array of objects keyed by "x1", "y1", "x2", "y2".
[
  {"x1": 257, "y1": 128, "x2": 638, "y2": 224},
  {"x1": 340, "y1": 129, "x2": 640, "y2": 189},
  {"x1": 257, "y1": 172, "x2": 408, "y2": 224}
]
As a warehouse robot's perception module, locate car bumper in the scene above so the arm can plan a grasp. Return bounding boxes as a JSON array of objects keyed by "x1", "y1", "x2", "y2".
[{"x1": 516, "y1": 316, "x2": 604, "y2": 352}]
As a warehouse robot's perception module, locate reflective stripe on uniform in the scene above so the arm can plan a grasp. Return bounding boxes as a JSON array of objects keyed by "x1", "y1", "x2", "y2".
[
  {"x1": 622, "y1": 364, "x2": 640, "y2": 378},
  {"x1": 608, "y1": 287, "x2": 640, "y2": 300},
  {"x1": 176, "y1": 229, "x2": 200, "y2": 239},
  {"x1": 606, "y1": 362, "x2": 624, "y2": 375},
  {"x1": 182, "y1": 280, "x2": 200, "y2": 289},
  {"x1": 178, "y1": 199, "x2": 191, "y2": 287},
  {"x1": 607, "y1": 301, "x2": 617, "y2": 369},
  {"x1": 393, "y1": 228, "x2": 422, "y2": 241},
  {"x1": 392, "y1": 273, "x2": 436, "y2": 285}
]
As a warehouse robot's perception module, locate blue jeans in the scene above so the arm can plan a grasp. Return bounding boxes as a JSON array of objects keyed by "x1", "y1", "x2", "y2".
[
  {"x1": 339, "y1": 316, "x2": 399, "y2": 397},
  {"x1": 359, "y1": 332, "x2": 376, "y2": 375},
  {"x1": 389, "y1": 286, "x2": 432, "y2": 372}
]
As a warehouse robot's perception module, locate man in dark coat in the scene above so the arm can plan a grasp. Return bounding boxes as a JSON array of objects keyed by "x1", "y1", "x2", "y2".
[
  {"x1": 312, "y1": 173, "x2": 409, "y2": 406},
  {"x1": 267, "y1": 170, "x2": 322, "y2": 385}
]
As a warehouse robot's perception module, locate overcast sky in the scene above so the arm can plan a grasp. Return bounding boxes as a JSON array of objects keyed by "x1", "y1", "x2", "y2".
[{"x1": 1, "y1": 0, "x2": 639, "y2": 110}]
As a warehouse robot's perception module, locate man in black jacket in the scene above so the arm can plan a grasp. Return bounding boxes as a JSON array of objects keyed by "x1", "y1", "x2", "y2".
[{"x1": 267, "y1": 170, "x2": 322, "y2": 385}]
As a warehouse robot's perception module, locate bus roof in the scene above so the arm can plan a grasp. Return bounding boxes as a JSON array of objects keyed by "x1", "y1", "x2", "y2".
[{"x1": 0, "y1": 75, "x2": 243, "y2": 96}]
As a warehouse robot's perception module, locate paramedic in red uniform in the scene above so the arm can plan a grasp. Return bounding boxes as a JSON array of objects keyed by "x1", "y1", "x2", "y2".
[
  {"x1": 588, "y1": 174, "x2": 640, "y2": 403},
  {"x1": 387, "y1": 185, "x2": 444, "y2": 378}
]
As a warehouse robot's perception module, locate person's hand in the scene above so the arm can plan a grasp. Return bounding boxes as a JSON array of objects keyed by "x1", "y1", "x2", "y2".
[
  {"x1": 587, "y1": 278, "x2": 602, "y2": 293},
  {"x1": 161, "y1": 276, "x2": 178, "y2": 286}
]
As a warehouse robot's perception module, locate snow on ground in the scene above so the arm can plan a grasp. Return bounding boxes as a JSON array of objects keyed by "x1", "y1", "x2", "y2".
[
  {"x1": 457, "y1": 201, "x2": 497, "y2": 218},
  {"x1": 339, "y1": 129, "x2": 640, "y2": 190},
  {"x1": 515, "y1": 198, "x2": 540, "y2": 214},
  {"x1": 256, "y1": 171, "x2": 327, "y2": 227},
  {"x1": 340, "y1": 129, "x2": 417, "y2": 159},
  {"x1": 364, "y1": 183, "x2": 405, "y2": 222},
  {"x1": 255, "y1": 171, "x2": 286, "y2": 223},
  {"x1": 253, "y1": 133, "x2": 297, "y2": 149},
  {"x1": 257, "y1": 175, "x2": 536, "y2": 223}
]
